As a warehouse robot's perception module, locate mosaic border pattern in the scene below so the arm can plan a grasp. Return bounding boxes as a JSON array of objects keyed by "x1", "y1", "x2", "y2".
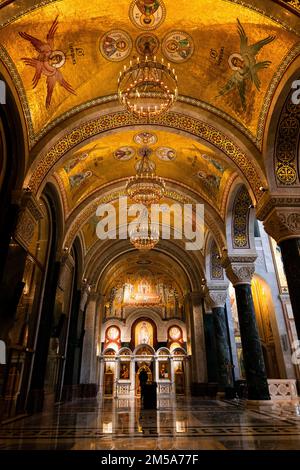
[
  {"x1": 26, "y1": 111, "x2": 265, "y2": 200},
  {"x1": 64, "y1": 183, "x2": 225, "y2": 251}
]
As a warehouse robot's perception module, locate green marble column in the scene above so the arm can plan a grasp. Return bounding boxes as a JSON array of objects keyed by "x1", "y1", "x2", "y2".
[
  {"x1": 203, "y1": 312, "x2": 218, "y2": 383},
  {"x1": 279, "y1": 238, "x2": 300, "y2": 340},
  {"x1": 212, "y1": 306, "x2": 233, "y2": 389},
  {"x1": 235, "y1": 284, "x2": 270, "y2": 400}
]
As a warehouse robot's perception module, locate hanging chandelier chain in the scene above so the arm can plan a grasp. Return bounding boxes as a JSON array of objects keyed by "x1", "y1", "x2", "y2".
[{"x1": 118, "y1": 56, "x2": 178, "y2": 120}]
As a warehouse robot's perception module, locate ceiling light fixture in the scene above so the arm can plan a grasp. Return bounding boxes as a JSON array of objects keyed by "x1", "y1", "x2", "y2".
[
  {"x1": 129, "y1": 209, "x2": 159, "y2": 251},
  {"x1": 118, "y1": 55, "x2": 178, "y2": 120},
  {"x1": 126, "y1": 146, "x2": 165, "y2": 206},
  {"x1": 126, "y1": 147, "x2": 165, "y2": 250}
]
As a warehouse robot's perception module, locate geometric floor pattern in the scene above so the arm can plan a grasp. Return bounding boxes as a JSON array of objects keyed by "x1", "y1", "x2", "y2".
[{"x1": 1, "y1": 398, "x2": 300, "y2": 450}]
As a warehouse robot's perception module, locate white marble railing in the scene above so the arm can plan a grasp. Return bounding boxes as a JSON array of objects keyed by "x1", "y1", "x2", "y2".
[{"x1": 268, "y1": 379, "x2": 298, "y2": 399}]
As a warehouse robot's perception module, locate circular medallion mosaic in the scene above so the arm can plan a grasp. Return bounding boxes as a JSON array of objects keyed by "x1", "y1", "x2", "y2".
[
  {"x1": 169, "y1": 326, "x2": 181, "y2": 341},
  {"x1": 134, "y1": 132, "x2": 157, "y2": 145},
  {"x1": 100, "y1": 30, "x2": 133, "y2": 62},
  {"x1": 156, "y1": 146, "x2": 176, "y2": 161},
  {"x1": 129, "y1": 0, "x2": 166, "y2": 30},
  {"x1": 135, "y1": 33, "x2": 160, "y2": 56},
  {"x1": 107, "y1": 326, "x2": 120, "y2": 340},
  {"x1": 114, "y1": 146, "x2": 135, "y2": 161},
  {"x1": 162, "y1": 31, "x2": 194, "y2": 63}
]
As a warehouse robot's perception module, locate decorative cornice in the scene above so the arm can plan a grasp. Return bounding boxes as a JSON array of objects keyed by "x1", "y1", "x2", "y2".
[
  {"x1": 273, "y1": 0, "x2": 300, "y2": 16},
  {"x1": 256, "y1": 194, "x2": 300, "y2": 220},
  {"x1": 263, "y1": 207, "x2": 300, "y2": 242},
  {"x1": 226, "y1": 1, "x2": 300, "y2": 31}
]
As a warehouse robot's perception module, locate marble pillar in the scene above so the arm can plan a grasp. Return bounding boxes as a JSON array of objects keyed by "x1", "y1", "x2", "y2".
[
  {"x1": 188, "y1": 293, "x2": 207, "y2": 388},
  {"x1": 212, "y1": 306, "x2": 233, "y2": 388},
  {"x1": 80, "y1": 292, "x2": 100, "y2": 384},
  {"x1": 224, "y1": 258, "x2": 270, "y2": 400},
  {"x1": 206, "y1": 288, "x2": 233, "y2": 389},
  {"x1": 279, "y1": 238, "x2": 300, "y2": 340},
  {"x1": 0, "y1": 191, "x2": 43, "y2": 343},
  {"x1": 202, "y1": 311, "x2": 218, "y2": 383},
  {"x1": 260, "y1": 205, "x2": 300, "y2": 340}
]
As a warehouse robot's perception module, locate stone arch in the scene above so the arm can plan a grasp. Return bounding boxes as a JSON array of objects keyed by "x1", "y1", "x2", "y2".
[
  {"x1": 126, "y1": 309, "x2": 166, "y2": 344},
  {"x1": 118, "y1": 347, "x2": 132, "y2": 357},
  {"x1": 62, "y1": 179, "x2": 226, "y2": 255},
  {"x1": 133, "y1": 344, "x2": 156, "y2": 356},
  {"x1": 156, "y1": 347, "x2": 171, "y2": 357},
  {"x1": 205, "y1": 233, "x2": 225, "y2": 282},
  {"x1": 263, "y1": 61, "x2": 300, "y2": 194},
  {"x1": 42, "y1": 182, "x2": 65, "y2": 259},
  {"x1": 225, "y1": 181, "x2": 257, "y2": 255},
  {"x1": 24, "y1": 109, "x2": 267, "y2": 203},
  {"x1": 101, "y1": 318, "x2": 125, "y2": 342},
  {"x1": 86, "y1": 239, "x2": 203, "y2": 294}
]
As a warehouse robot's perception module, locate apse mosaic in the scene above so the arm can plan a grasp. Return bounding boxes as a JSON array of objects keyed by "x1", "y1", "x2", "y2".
[
  {"x1": 104, "y1": 269, "x2": 183, "y2": 319},
  {"x1": 0, "y1": 0, "x2": 298, "y2": 143}
]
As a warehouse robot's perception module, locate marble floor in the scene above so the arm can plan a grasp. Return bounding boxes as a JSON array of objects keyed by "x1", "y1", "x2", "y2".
[{"x1": 1, "y1": 397, "x2": 300, "y2": 450}]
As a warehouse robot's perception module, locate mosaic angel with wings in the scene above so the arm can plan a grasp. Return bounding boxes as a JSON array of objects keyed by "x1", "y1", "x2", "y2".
[
  {"x1": 19, "y1": 16, "x2": 76, "y2": 108},
  {"x1": 217, "y1": 19, "x2": 275, "y2": 111}
]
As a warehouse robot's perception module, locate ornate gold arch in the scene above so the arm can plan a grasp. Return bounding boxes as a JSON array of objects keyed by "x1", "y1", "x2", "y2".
[
  {"x1": 63, "y1": 184, "x2": 226, "y2": 254},
  {"x1": 27, "y1": 110, "x2": 267, "y2": 200}
]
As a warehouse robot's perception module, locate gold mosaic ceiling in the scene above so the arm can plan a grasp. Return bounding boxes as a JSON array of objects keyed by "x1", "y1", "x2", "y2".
[
  {"x1": 98, "y1": 251, "x2": 190, "y2": 295},
  {"x1": 55, "y1": 129, "x2": 233, "y2": 213},
  {"x1": 0, "y1": 0, "x2": 299, "y2": 145}
]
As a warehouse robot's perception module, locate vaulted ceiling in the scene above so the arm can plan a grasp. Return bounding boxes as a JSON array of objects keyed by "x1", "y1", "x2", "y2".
[
  {"x1": 0, "y1": 0, "x2": 299, "y2": 283},
  {"x1": 0, "y1": 0, "x2": 299, "y2": 145}
]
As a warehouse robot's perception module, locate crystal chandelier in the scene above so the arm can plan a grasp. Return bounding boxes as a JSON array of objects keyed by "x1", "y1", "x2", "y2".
[
  {"x1": 118, "y1": 55, "x2": 178, "y2": 119},
  {"x1": 126, "y1": 147, "x2": 165, "y2": 206},
  {"x1": 129, "y1": 208, "x2": 159, "y2": 251},
  {"x1": 127, "y1": 147, "x2": 165, "y2": 250}
]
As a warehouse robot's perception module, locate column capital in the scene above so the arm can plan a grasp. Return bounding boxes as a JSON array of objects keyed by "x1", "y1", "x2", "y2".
[
  {"x1": 205, "y1": 284, "x2": 228, "y2": 309},
  {"x1": 12, "y1": 190, "x2": 44, "y2": 251},
  {"x1": 222, "y1": 255, "x2": 256, "y2": 286},
  {"x1": 262, "y1": 206, "x2": 300, "y2": 243}
]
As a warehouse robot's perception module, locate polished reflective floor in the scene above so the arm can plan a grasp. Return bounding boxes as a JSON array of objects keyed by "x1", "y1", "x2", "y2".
[{"x1": 1, "y1": 397, "x2": 300, "y2": 450}]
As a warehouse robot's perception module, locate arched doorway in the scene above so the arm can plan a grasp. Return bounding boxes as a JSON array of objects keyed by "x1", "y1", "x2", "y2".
[
  {"x1": 134, "y1": 344, "x2": 154, "y2": 397},
  {"x1": 135, "y1": 363, "x2": 153, "y2": 396},
  {"x1": 251, "y1": 276, "x2": 280, "y2": 378}
]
